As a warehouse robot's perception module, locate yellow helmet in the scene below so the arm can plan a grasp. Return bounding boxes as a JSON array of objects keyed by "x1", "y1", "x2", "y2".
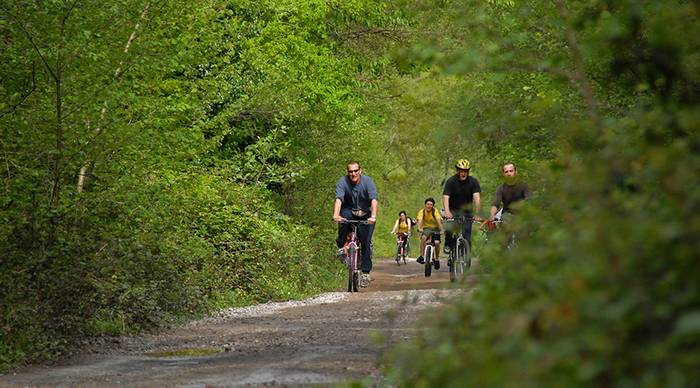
[{"x1": 455, "y1": 159, "x2": 471, "y2": 170}]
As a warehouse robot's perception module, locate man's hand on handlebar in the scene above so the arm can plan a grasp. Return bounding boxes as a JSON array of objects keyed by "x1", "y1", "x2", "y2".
[
  {"x1": 367, "y1": 216, "x2": 376, "y2": 224},
  {"x1": 332, "y1": 214, "x2": 345, "y2": 223}
]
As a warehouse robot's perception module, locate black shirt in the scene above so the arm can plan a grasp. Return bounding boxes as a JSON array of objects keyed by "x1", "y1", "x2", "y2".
[{"x1": 442, "y1": 175, "x2": 481, "y2": 215}]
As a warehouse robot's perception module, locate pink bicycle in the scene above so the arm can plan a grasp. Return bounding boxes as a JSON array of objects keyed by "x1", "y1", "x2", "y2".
[{"x1": 339, "y1": 220, "x2": 369, "y2": 292}]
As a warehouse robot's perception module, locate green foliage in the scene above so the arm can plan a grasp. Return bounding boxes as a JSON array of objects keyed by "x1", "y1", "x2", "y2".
[
  {"x1": 1, "y1": 0, "x2": 397, "y2": 371},
  {"x1": 383, "y1": 0, "x2": 700, "y2": 386}
]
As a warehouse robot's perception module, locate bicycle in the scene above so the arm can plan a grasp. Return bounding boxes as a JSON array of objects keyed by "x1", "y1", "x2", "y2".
[
  {"x1": 421, "y1": 230, "x2": 440, "y2": 277},
  {"x1": 481, "y1": 213, "x2": 516, "y2": 249},
  {"x1": 444, "y1": 216, "x2": 479, "y2": 282},
  {"x1": 338, "y1": 219, "x2": 370, "y2": 292},
  {"x1": 395, "y1": 232, "x2": 409, "y2": 265}
]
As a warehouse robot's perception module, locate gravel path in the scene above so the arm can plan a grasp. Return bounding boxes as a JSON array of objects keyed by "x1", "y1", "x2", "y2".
[{"x1": 1, "y1": 258, "x2": 480, "y2": 387}]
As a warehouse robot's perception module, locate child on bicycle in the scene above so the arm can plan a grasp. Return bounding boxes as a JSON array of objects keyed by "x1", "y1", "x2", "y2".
[
  {"x1": 391, "y1": 210, "x2": 411, "y2": 262},
  {"x1": 415, "y1": 198, "x2": 445, "y2": 269}
]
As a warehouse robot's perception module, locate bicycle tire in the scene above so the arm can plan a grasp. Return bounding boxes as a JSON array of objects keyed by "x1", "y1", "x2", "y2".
[
  {"x1": 465, "y1": 239, "x2": 472, "y2": 269},
  {"x1": 347, "y1": 245, "x2": 356, "y2": 292},
  {"x1": 352, "y1": 271, "x2": 359, "y2": 292},
  {"x1": 449, "y1": 247, "x2": 456, "y2": 282},
  {"x1": 454, "y1": 239, "x2": 466, "y2": 279},
  {"x1": 424, "y1": 245, "x2": 433, "y2": 277},
  {"x1": 455, "y1": 238, "x2": 471, "y2": 279}
]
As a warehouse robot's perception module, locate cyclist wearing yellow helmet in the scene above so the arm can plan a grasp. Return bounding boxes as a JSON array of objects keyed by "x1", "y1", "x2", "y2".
[{"x1": 442, "y1": 159, "x2": 481, "y2": 252}]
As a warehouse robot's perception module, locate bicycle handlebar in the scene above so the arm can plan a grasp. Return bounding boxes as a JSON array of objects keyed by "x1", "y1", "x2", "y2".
[
  {"x1": 336, "y1": 219, "x2": 371, "y2": 225},
  {"x1": 444, "y1": 216, "x2": 482, "y2": 223}
]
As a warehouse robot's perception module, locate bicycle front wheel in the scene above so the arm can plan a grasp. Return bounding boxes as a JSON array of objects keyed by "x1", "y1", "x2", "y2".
[
  {"x1": 424, "y1": 245, "x2": 433, "y2": 277},
  {"x1": 347, "y1": 245, "x2": 357, "y2": 292},
  {"x1": 455, "y1": 239, "x2": 471, "y2": 279},
  {"x1": 449, "y1": 248, "x2": 456, "y2": 282}
]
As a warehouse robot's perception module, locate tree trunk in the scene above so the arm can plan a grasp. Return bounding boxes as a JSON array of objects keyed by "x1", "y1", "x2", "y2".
[{"x1": 77, "y1": 3, "x2": 150, "y2": 192}]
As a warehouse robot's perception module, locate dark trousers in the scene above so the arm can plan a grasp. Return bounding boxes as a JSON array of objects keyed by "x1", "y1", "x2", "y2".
[{"x1": 336, "y1": 208, "x2": 375, "y2": 273}]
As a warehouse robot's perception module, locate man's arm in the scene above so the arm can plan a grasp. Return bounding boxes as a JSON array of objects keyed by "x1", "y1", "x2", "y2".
[
  {"x1": 368, "y1": 199, "x2": 378, "y2": 224},
  {"x1": 473, "y1": 192, "x2": 481, "y2": 220},
  {"x1": 490, "y1": 205, "x2": 499, "y2": 220},
  {"x1": 490, "y1": 185, "x2": 503, "y2": 220},
  {"x1": 332, "y1": 198, "x2": 343, "y2": 222},
  {"x1": 442, "y1": 195, "x2": 453, "y2": 219}
]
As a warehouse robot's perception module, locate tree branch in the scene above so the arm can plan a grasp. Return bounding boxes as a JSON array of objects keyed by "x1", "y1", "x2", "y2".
[
  {"x1": 553, "y1": 0, "x2": 601, "y2": 127},
  {"x1": 0, "y1": 62, "x2": 36, "y2": 119},
  {"x1": 78, "y1": 3, "x2": 150, "y2": 192}
]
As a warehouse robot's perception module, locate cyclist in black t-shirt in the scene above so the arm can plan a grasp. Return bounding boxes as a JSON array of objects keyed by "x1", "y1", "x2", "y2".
[{"x1": 442, "y1": 159, "x2": 481, "y2": 253}]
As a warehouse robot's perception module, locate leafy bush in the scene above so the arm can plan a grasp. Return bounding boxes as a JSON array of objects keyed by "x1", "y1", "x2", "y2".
[{"x1": 383, "y1": 0, "x2": 700, "y2": 386}]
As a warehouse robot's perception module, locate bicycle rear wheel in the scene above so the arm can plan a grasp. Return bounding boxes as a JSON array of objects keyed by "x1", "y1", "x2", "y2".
[
  {"x1": 424, "y1": 245, "x2": 433, "y2": 277},
  {"x1": 449, "y1": 247, "x2": 456, "y2": 282}
]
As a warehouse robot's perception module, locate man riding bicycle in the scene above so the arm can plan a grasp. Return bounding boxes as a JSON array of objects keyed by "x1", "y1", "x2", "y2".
[
  {"x1": 442, "y1": 159, "x2": 481, "y2": 254},
  {"x1": 490, "y1": 162, "x2": 529, "y2": 221},
  {"x1": 332, "y1": 161, "x2": 378, "y2": 287},
  {"x1": 415, "y1": 198, "x2": 445, "y2": 269},
  {"x1": 488, "y1": 162, "x2": 528, "y2": 247}
]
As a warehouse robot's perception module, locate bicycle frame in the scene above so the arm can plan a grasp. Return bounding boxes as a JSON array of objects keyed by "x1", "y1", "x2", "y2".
[
  {"x1": 395, "y1": 233, "x2": 409, "y2": 265},
  {"x1": 481, "y1": 218, "x2": 516, "y2": 249},
  {"x1": 339, "y1": 220, "x2": 368, "y2": 292},
  {"x1": 422, "y1": 231, "x2": 439, "y2": 277},
  {"x1": 444, "y1": 216, "x2": 476, "y2": 282}
]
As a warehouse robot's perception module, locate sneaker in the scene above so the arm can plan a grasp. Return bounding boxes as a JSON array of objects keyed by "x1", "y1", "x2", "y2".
[
  {"x1": 360, "y1": 273, "x2": 370, "y2": 288},
  {"x1": 416, "y1": 256, "x2": 425, "y2": 264},
  {"x1": 433, "y1": 259, "x2": 440, "y2": 270},
  {"x1": 444, "y1": 246, "x2": 451, "y2": 254}
]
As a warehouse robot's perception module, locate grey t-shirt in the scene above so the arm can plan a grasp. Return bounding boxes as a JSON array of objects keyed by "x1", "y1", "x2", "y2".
[
  {"x1": 492, "y1": 182, "x2": 529, "y2": 214},
  {"x1": 335, "y1": 175, "x2": 378, "y2": 212}
]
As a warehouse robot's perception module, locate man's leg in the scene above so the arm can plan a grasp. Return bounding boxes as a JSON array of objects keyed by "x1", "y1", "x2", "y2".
[
  {"x1": 461, "y1": 218, "x2": 473, "y2": 243},
  {"x1": 417, "y1": 233, "x2": 427, "y2": 263},
  {"x1": 336, "y1": 208, "x2": 354, "y2": 248},
  {"x1": 444, "y1": 230, "x2": 454, "y2": 252},
  {"x1": 358, "y1": 221, "x2": 375, "y2": 273}
]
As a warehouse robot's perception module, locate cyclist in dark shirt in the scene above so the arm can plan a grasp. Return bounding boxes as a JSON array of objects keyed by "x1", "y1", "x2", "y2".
[
  {"x1": 442, "y1": 159, "x2": 481, "y2": 252},
  {"x1": 490, "y1": 162, "x2": 529, "y2": 220},
  {"x1": 332, "y1": 161, "x2": 378, "y2": 287}
]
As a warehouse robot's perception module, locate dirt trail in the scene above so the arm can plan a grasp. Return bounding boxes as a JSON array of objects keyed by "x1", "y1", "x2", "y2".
[{"x1": 1, "y1": 258, "x2": 479, "y2": 387}]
